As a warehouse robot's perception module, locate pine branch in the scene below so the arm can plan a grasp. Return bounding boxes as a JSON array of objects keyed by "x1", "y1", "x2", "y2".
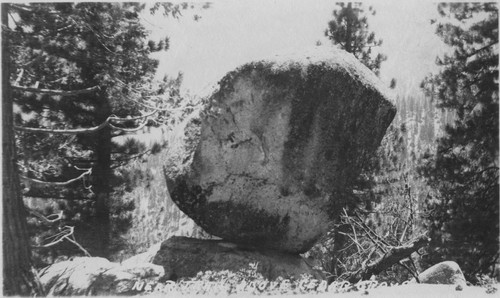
[
  {"x1": 33, "y1": 225, "x2": 91, "y2": 257},
  {"x1": 33, "y1": 225, "x2": 73, "y2": 248},
  {"x1": 22, "y1": 188, "x2": 71, "y2": 199},
  {"x1": 111, "y1": 149, "x2": 151, "y2": 163},
  {"x1": 20, "y1": 167, "x2": 92, "y2": 186},
  {"x1": 475, "y1": 166, "x2": 499, "y2": 176},
  {"x1": 461, "y1": 41, "x2": 499, "y2": 60},
  {"x1": 108, "y1": 110, "x2": 158, "y2": 122},
  {"x1": 11, "y1": 85, "x2": 99, "y2": 96},
  {"x1": 134, "y1": 99, "x2": 174, "y2": 111},
  {"x1": 108, "y1": 120, "x2": 148, "y2": 133},
  {"x1": 14, "y1": 110, "x2": 158, "y2": 134},
  {"x1": 16, "y1": 120, "x2": 109, "y2": 135},
  {"x1": 9, "y1": 3, "x2": 63, "y2": 15},
  {"x1": 27, "y1": 209, "x2": 63, "y2": 224}
]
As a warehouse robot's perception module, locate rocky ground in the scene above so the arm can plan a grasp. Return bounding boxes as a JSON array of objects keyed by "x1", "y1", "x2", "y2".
[{"x1": 140, "y1": 284, "x2": 498, "y2": 298}]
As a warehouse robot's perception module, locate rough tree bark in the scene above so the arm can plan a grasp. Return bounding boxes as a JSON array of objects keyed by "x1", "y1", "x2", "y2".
[{"x1": 2, "y1": 4, "x2": 43, "y2": 295}]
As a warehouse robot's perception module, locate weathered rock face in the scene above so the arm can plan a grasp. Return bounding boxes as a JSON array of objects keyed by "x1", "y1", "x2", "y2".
[
  {"x1": 164, "y1": 48, "x2": 396, "y2": 253},
  {"x1": 152, "y1": 236, "x2": 324, "y2": 281},
  {"x1": 417, "y1": 261, "x2": 467, "y2": 287},
  {"x1": 39, "y1": 257, "x2": 164, "y2": 296}
]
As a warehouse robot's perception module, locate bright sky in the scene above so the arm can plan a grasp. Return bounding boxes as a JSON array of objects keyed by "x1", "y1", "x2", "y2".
[{"x1": 142, "y1": 0, "x2": 450, "y2": 97}]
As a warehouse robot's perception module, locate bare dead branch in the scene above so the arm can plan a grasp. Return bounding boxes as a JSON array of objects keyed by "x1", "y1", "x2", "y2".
[
  {"x1": 398, "y1": 260, "x2": 420, "y2": 282},
  {"x1": 354, "y1": 212, "x2": 391, "y2": 247},
  {"x1": 339, "y1": 231, "x2": 365, "y2": 253},
  {"x1": 348, "y1": 215, "x2": 388, "y2": 254}
]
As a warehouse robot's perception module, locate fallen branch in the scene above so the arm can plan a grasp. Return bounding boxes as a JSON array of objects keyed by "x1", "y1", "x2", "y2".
[{"x1": 347, "y1": 235, "x2": 430, "y2": 283}]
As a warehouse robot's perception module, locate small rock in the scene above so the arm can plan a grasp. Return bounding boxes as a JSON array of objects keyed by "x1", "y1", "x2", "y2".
[
  {"x1": 417, "y1": 261, "x2": 467, "y2": 287},
  {"x1": 39, "y1": 257, "x2": 165, "y2": 296}
]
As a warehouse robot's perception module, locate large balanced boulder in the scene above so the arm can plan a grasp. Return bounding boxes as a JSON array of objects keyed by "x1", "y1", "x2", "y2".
[
  {"x1": 164, "y1": 48, "x2": 396, "y2": 253},
  {"x1": 152, "y1": 236, "x2": 324, "y2": 281}
]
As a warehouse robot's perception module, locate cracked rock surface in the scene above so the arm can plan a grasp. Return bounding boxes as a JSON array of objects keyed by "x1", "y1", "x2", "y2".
[{"x1": 164, "y1": 48, "x2": 396, "y2": 253}]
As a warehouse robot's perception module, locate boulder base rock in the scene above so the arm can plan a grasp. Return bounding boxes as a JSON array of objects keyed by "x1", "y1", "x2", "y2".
[
  {"x1": 165, "y1": 48, "x2": 396, "y2": 253},
  {"x1": 417, "y1": 261, "x2": 467, "y2": 286},
  {"x1": 152, "y1": 236, "x2": 324, "y2": 281},
  {"x1": 39, "y1": 257, "x2": 164, "y2": 296}
]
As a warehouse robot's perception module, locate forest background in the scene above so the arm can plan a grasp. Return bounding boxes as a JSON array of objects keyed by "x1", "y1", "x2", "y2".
[{"x1": 2, "y1": 1, "x2": 498, "y2": 295}]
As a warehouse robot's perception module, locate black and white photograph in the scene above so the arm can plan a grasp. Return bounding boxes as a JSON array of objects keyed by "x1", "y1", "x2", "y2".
[{"x1": 1, "y1": 1, "x2": 498, "y2": 296}]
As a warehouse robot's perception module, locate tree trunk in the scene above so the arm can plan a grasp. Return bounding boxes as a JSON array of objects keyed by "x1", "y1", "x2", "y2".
[
  {"x1": 345, "y1": 3, "x2": 353, "y2": 53},
  {"x1": 91, "y1": 94, "x2": 112, "y2": 257},
  {"x1": 2, "y1": 4, "x2": 43, "y2": 295}
]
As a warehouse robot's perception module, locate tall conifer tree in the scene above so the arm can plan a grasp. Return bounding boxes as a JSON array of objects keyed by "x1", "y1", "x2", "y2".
[
  {"x1": 325, "y1": 2, "x2": 387, "y2": 75},
  {"x1": 7, "y1": 2, "x2": 174, "y2": 258},
  {"x1": 420, "y1": 3, "x2": 499, "y2": 279}
]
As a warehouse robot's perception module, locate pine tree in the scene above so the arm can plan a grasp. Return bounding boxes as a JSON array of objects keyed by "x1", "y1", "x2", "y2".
[
  {"x1": 325, "y1": 2, "x2": 387, "y2": 75},
  {"x1": 314, "y1": 2, "x2": 399, "y2": 280},
  {"x1": 7, "y1": 2, "x2": 177, "y2": 259},
  {"x1": 419, "y1": 3, "x2": 499, "y2": 280}
]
